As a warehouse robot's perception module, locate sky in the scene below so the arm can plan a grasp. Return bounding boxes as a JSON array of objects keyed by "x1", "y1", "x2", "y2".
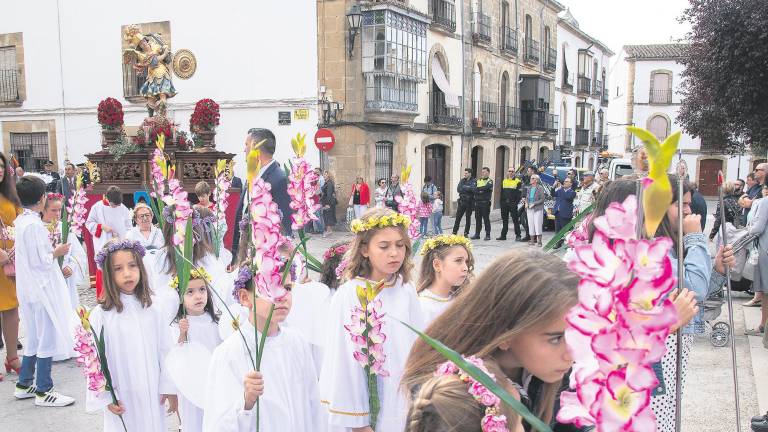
[{"x1": 559, "y1": 0, "x2": 692, "y2": 60}]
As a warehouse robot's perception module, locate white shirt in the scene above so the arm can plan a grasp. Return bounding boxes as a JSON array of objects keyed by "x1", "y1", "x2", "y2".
[{"x1": 418, "y1": 289, "x2": 452, "y2": 326}]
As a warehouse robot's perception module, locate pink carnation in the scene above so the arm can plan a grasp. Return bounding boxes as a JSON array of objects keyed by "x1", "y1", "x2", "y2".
[{"x1": 481, "y1": 414, "x2": 509, "y2": 432}]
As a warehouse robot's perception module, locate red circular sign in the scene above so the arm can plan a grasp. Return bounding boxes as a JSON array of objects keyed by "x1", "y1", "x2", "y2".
[{"x1": 314, "y1": 128, "x2": 335, "y2": 152}]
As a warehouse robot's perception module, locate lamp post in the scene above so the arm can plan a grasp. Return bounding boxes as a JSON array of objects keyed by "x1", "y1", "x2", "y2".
[{"x1": 346, "y1": 5, "x2": 362, "y2": 59}]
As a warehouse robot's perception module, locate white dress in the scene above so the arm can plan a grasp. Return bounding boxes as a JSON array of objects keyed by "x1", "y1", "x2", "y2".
[
  {"x1": 55, "y1": 220, "x2": 88, "y2": 312},
  {"x1": 203, "y1": 324, "x2": 324, "y2": 432},
  {"x1": 170, "y1": 314, "x2": 222, "y2": 432},
  {"x1": 85, "y1": 201, "x2": 132, "y2": 253},
  {"x1": 125, "y1": 225, "x2": 164, "y2": 250},
  {"x1": 14, "y1": 210, "x2": 74, "y2": 361},
  {"x1": 85, "y1": 294, "x2": 176, "y2": 432},
  {"x1": 417, "y1": 289, "x2": 452, "y2": 326},
  {"x1": 284, "y1": 280, "x2": 333, "y2": 373},
  {"x1": 319, "y1": 276, "x2": 424, "y2": 431}
]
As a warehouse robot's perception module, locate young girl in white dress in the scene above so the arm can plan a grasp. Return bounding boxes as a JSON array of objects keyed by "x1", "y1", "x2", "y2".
[
  {"x1": 85, "y1": 239, "x2": 178, "y2": 432},
  {"x1": 416, "y1": 234, "x2": 474, "y2": 325},
  {"x1": 203, "y1": 263, "x2": 323, "y2": 431},
  {"x1": 169, "y1": 268, "x2": 222, "y2": 432},
  {"x1": 320, "y1": 208, "x2": 424, "y2": 432}
]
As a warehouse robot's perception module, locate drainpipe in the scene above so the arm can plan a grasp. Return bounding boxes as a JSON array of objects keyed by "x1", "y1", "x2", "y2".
[
  {"x1": 459, "y1": 0, "x2": 467, "y2": 173},
  {"x1": 514, "y1": 0, "x2": 520, "y2": 166}
]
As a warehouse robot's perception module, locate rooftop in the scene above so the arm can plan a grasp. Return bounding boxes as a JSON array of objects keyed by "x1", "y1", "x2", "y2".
[{"x1": 624, "y1": 44, "x2": 689, "y2": 60}]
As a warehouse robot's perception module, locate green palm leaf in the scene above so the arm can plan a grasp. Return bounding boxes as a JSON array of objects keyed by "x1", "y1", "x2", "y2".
[{"x1": 543, "y1": 204, "x2": 594, "y2": 252}]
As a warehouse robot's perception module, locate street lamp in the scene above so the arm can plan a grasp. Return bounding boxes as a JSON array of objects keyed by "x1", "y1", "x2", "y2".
[{"x1": 346, "y1": 5, "x2": 363, "y2": 59}]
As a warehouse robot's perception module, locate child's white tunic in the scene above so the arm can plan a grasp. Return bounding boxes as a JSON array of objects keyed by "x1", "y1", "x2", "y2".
[
  {"x1": 319, "y1": 276, "x2": 424, "y2": 431},
  {"x1": 284, "y1": 280, "x2": 333, "y2": 373},
  {"x1": 15, "y1": 210, "x2": 74, "y2": 360},
  {"x1": 417, "y1": 290, "x2": 452, "y2": 326},
  {"x1": 169, "y1": 314, "x2": 222, "y2": 432},
  {"x1": 85, "y1": 200, "x2": 132, "y2": 253},
  {"x1": 86, "y1": 294, "x2": 176, "y2": 432},
  {"x1": 203, "y1": 324, "x2": 323, "y2": 432},
  {"x1": 55, "y1": 220, "x2": 88, "y2": 311}
]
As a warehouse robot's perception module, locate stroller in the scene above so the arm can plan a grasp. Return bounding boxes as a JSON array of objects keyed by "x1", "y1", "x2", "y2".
[{"x1": 702, "y1": 286, "x2": 731, "y2": 347}]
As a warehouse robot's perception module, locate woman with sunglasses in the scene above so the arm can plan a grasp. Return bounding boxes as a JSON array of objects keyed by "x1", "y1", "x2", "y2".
[{"x1": 125, "y1": 203, "x2": 163, "y2": 250}]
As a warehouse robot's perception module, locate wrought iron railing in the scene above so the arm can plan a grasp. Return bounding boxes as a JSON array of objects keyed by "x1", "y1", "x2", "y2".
[
  {"x1": 593, "y1": 80, "x2": 602, "y2": 97},
  {"x1": 501, "y1": 27, "x2": 518, "y2": 55},
  {"x1": 500, "y1": 106, "x2": 521, "y2": 130},
  {"x1": 545, "y1": 47, "x2": 557, "y2": 72},
  {"x1": 432, "y1": 0, "x2": 456, "y2": 32},
  {"x1": 561, "y1": 128, "x2": 572, "y2": 147},
  {"x1": 524, "y1": 38, "x2": 540, "y2": 64},
  {"x1": 473, "y1": 13, "x2": 492, "y2": 43},
  {"x1": 575, "y1": 128, "x2": 590, "y2": 146},
  {"x1": 0, "y1": 69, "x2": 20, "y2": 102},
  {"x1": 430, "y1": 92, "x2": 463, "y2": 127},
  {"x1": 473, "y1": 100, "x2": 498, "y2": 129},
  {"x1": 649, "y1": 89, "x2": 672, "y2": 104},
  {"x1": 577, "y1": 76, "x2": 591, "y2": 94}
]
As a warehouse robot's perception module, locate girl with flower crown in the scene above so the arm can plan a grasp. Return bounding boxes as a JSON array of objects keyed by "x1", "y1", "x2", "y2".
[
  {"x1": 169, "y1": 268, "x2": 222, "y2": 432},
  {"x1": 416, "y1": 234, "x2": 474, "y2": 325},
  {"x1": 319, "y1": 207, "x2": 424, "y2": 432},
  {"x1": 402, "y1": 250, "x2": 580, "y2": 432},
  {"x1": 85, "y1": 239, "x2": 178, "y2": 431}
]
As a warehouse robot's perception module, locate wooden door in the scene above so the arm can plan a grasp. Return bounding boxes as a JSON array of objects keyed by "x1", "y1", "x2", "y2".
[
  {"x1": 698, "y1": 159, "x2": 723, "y2": 196},
  {"x1": 425, "y1": 144, "x2": 447, "y2": 198},
  {"x1": 494, "y1": 146, "x2": 508, "y2": 208}
]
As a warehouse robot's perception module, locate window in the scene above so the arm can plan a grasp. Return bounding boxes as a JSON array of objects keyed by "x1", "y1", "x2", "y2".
[
  {"x1": 649, "y1": 115, "x2": 669, "y2": 139},
  {"x1": 375, "y1": 141, "x2": 393, "y2": 183},
  {"x1": 10, "y1": 132, "x2": 49, "y2": 172},
  {"x1": 578, "y1": 50, "x2": 591, "y2": 77},
  {"x1": 576, "y1": 103, "x2": 592, "y2": 129},
  {"x1": 362, "y1": 9, "x2": 427, "y2": 112},
  {"x1": 0, "y1": 46, "x2": 18, "y2": 102},
  {"x1": 525, "y1": 15, "x2": 532, "y2": 40},
  {"x1": 650, "y1": 71, "x2": 672, "y2": 104}
]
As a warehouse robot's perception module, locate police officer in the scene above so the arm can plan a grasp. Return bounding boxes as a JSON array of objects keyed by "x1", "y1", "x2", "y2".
[
  {"x1": 497, "y1": 167, "x2": 523, "y2": 241},
  {"x1": 471, "y1": 166, "x2": 493, "y2": 241},
  {"x1": 452, "y1": 168, "x2": 476, "y2": 237}
]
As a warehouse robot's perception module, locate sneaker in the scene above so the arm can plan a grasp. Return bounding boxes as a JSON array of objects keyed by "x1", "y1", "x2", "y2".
[
  {"x1": 752, "y1": 411, "x2": 768, "y2": 424},
  {"x1": 34, "y1": 390, "x2": 75, "y2": 407},
  {"x1": 14, "y1": 384, "x2": 37, "y2": 399}
]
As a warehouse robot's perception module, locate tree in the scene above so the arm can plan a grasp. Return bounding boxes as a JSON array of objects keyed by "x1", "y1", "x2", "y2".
[{"x1": 677, "y1": 0, "x2": 768, "y2": 154}]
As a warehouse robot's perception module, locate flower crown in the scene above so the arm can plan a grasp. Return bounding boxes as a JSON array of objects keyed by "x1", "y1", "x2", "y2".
[
  {"x1": 232, "y1": 265, "x2": 254, "y2": 300},
  {"x1": 350, "y1": 213, "x2": 411, "y2": 234},
  {"x1": 323, "y1": 244, "x2": 349, "y2": 261},
  {"x1": 420, "y1": 234, "x2": 473, "y2": 256},
  {"x1": 47, "y1": 193, "x2": 64, "y2": 201},
  {"x1": 169, "y1": 267, "x2": 212, "y2": 290},
  {"x1": 435, "y1": 356, "x2": 510, "y2": 432},
  {"x1": 95, "y1": 240, "x2": 146, "y2": 269}
]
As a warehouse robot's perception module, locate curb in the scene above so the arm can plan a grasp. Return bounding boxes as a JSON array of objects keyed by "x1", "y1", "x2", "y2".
[{"x1": 743, "y1": 305, "x2": 768, "y2": 413}]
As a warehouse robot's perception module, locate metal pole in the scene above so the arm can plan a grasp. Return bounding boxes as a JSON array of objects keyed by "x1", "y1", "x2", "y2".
[
  {"x1": 674, "y1": 152, "x2": 685, "y2": 432},
  {"x1": 717, "y1": 170, "x2": 742, "y2": 431}
]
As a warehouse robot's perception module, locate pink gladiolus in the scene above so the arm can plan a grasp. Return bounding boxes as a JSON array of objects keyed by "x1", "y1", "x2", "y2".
[
  {"x1": 287, "y1": 157, "x2": 321, "y2": 230},
  {"x1": 248, "y1": 177, "x2": 289, "y2": 303},
  {"x1": 395, "y1": 183, "x2": 421, "y2": 239},
  {"x1": 162, "y1": 178, "x2": 193, "y2": 246},
  {"x1": 344, "y1": 292, "x2": 389, "y2": 378},
  {"x1": 150, "y1": 148, "x2": 166, "y2": 198},
  {"x1": 566, "y1": 214, "x2": 592, "y2": 249},
  {"x1": 591, "y1": 195, "x2": 637, "y2": 241},
  {"x1": 67, "y1": 187, "x2": 88, "y2": 237},
  {"x1": 570, "y1": 232, "x2": 633, "y2": 288},
  {"x1": 73, "y1": 325, "x2": 107, "y2": 394}
]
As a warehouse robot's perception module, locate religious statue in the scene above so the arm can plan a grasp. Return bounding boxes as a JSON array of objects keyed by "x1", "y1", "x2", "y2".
[{"x1": 123, "y1": 25, "x2": 177, "y2": 117}]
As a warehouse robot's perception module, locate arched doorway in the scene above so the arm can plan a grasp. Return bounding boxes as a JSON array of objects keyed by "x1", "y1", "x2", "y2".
[
  {"x1": 494, "y1": 146, "x2": 510, "y2": 207},
  {"x1": 425, "y1": 144, "x2": 447, "y2": 198},
  {"x1": 698, "y1": 158, "x2": 723, "y2": 196},
  {"x1": 520, "y1": 146, "x2": 530, "y2": 166},
  {"x1": 575, "y1": 155, "x2": 581, "y2": 167},
  {"x1": 539, "y1": 146, "x2": 550, "y2": 164},
  {"x1": 471, "y1": 145, "x2": 483, "y2": 178}
]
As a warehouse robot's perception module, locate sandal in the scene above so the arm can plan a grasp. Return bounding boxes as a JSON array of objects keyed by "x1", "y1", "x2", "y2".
[
  {"x1": 4, "y1": 356, "x2": 20, "y2": 374},
  {"x1": 743, "y1": 299, "x2": 762, "y2": 307},
  {"x1": 745, "y1": 326, "x2": 765, "y2": 336}
]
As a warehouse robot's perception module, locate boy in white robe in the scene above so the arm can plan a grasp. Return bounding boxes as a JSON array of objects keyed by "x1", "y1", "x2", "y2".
[
  {"x1": 85, "y1": 186, "x2": 131, "y2": 298},
  {"x1": 12, "y1": 176, "x2": 75, "y2": 406},
  {"x1": 203, "y1": 266, "x2": 323, "y2": 432}
]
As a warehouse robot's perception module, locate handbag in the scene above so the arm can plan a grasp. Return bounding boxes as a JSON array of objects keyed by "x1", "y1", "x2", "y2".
[
  {"x1": 743, "y1": 242, "x2": 758, "y2": 281},
  {"x1": 0, "y1": 218, "x2": 14, "y2": 278}
]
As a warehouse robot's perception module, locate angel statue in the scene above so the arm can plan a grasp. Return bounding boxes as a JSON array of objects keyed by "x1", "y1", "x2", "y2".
[{"x1": 123, "y1": 25, "x2": 177, "y2": 117}]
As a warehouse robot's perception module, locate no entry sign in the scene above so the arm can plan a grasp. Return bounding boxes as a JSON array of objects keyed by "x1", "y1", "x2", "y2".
[{"x1": 314, "y1": 128, "x2": 335, "y2": 152}]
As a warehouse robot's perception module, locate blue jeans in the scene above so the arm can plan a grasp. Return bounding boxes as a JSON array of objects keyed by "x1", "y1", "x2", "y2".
[
  {"x1": 432, "y1": 212, "x2": 443, "y2": 234},
  {"x1": 19, "y1": 355, "x2": 53, "y2": 393},
  {"x1": 419, "y1": 217, "x2": 429, "y2": 236},
  {"x1": 313, "y1": 208, "x2": 325, "y2": 233}
]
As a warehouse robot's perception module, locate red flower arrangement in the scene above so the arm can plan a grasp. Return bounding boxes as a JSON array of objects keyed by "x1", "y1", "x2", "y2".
[
  {"x1": 97, "y1": 97, "x2": 124, "y2": 130},
  {"x1": 132, "y1": 121, "x2": 174, "y2": 147},
  {"x1": 190, "y1": 99, "x2": 220, "y2": 132}
]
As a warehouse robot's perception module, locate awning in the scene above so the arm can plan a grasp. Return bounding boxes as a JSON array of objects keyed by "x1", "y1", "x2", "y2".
[{"x1": 431, "y1": 57, "x2": 459, "y2": 108}]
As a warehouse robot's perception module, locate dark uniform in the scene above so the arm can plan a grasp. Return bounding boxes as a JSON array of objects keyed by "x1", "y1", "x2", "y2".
[
  {"x1": 471, "y1": 177, "x2": 493, "y2": 240},
  {"x1": 452, "y1": 177, "x2": 476, "y2": 236},
  {"x1": 498, "y1": 177, "x2": 523, "y2": 240}
]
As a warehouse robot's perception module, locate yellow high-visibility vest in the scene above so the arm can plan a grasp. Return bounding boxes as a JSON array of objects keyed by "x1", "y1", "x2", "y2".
[{"x1": 502, "y1": 178, "x2": 521, "y2": 189}]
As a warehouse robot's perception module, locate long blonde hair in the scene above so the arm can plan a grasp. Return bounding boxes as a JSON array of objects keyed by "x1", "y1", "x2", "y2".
[
  {"x1": 406, "y1": 358, "x2": 517, "y2": 432},
  {"x1": 342, "y1": 207, "x2": 414, "y2": 283},
  {"x1": 401, "y1": 250, "x2": 578, "y2": 424},
  {"x1": 416, "y1": 244, "x2": 474, "y2": 294}
]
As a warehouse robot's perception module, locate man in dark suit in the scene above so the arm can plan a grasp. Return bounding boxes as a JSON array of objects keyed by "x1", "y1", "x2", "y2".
[
  {"x1": 231, "y1": 128, "x2": 293, "y2": 262},
  {"x1": 553, "y1": 177, "x2": 577, "y2": 244},
  {"x1": 42, "y1": 160, "x2": 61, "y2": 192},
  {"x1": 57, "y1": 162, "x2": 77, "y2": 203}
]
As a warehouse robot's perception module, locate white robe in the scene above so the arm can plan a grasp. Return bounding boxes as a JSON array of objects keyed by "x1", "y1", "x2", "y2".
[
  {"x1": 319, "y1": 276, "x2": 424, "y2": 431},
  {"x1": 125, "y1": 225, "x2": 164, "y2": 250},
  {"x1": 170, "y1": 314, "x2": 223, "y2": 432},
  {"x1": 14, "y1": 210, "x2": 74, "y2": 360},
  {"x1": 284, "y1": 280, "x2": 333, "y2": 374},
  {"x1": 54, "y1": 221, "x2": 89, "y2": 311},
  {"x1": 86, "y1": 294, "x2": 176, "y2": 432},
  {"x1": 85, "y1": 201, "x2": 132, "y2": 253},
  {"x1": 417, "y1": 290, "x2": 452, "y2": 326},
  {"x1": 203, "y1": 324, "x2": 324, "y2": 432}
]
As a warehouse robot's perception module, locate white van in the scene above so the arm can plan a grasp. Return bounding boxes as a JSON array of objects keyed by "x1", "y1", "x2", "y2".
[{"x1": 608, "y1": 158, "x2": 633, "y2": 180}]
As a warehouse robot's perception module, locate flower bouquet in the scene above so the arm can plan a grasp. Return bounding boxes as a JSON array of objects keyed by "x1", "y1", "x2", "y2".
[
  {"x1": 394, "y1": 166, "x2": 421, "y2": 242},
  {"x1": 190, "y1": 98, "x2": 220, "y2": 132},
  {"x1": 212, "y1": 159, "x2": 233, "y2": 258},
  {"x1": 97, "y1": 98, "x2": 124, "y2": 131},
  {"x1": 286, "y1": 133, "x2": 323, "y2": 272}
]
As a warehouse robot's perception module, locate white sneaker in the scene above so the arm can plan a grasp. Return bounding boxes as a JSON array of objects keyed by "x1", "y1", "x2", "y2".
[
  {"x1": 34, "y1": 390, "x2": 75, "y2": 407},
  {"x1": 14, "y1": 384, "x2": 37, "y2": 399}
]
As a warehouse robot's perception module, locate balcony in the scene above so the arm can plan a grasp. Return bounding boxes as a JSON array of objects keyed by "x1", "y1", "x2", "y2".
[
  {"x1": 472, "y1": 101, "x2": 498, "y2": 129},
  {"x1": 545, "y1": 48, "x2": 557, "y2": 72},
  {"x1": 430, "y1": 92, "x2": 463, "y2": 128},
  {"x1": 577, "y1": 76, "x2": 591, "y2": 95},
  {"x1": 575, "y1": 128, "x2": 590, "y2": 146},
  {"x1": 431, "y1": 0, "x2": 456, "y2": 33},
  {"x1": 500, "y1": 106, "x2": 521, "y2": 130},
  {"x1": 595, "y1": 133, "x2": 609, "y2": 150},
  {"x1": 472, "y1": 13, "x2": 492, "y2": 44},
  {"x1": 501, "y1": 27, "x2": 518, "y2": 55},
  {"x1": 524, "y1": 38, "x2": 540, "y2": 64},
  {"x1": 521, "y1": 109, "x2": 557, "y2": 133},
  {"x1": 562, "y1": 72, "x2": 574, "y2": 91},
  {"x1": 561, "y1": 128, "x2": 572, "y2": 147},
  {"x1": 593, "y1": 80, "x2": 602, "y2": 98},
  {"x1": 0, "y1": 69, "x2": 19, "y2": 102},
  {"x1": 601, "y1": 83, "x2": 609, "y2": 106},
  {"x1": 649, "y1": 89, "x2": 672, "y2": 104}
]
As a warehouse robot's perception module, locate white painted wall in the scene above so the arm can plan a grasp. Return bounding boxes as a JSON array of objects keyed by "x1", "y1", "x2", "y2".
[{"x1": 0, "y1": 0, "x2": 320, "y2": 178}]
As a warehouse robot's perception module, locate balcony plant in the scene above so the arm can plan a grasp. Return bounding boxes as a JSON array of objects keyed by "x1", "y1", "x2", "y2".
[{"x1": 190, "y1": 98, "x2": 220, "y2": 150}]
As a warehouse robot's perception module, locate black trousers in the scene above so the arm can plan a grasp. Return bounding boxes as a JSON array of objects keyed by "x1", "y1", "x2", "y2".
[
  {"x1": 555, "y1": 215, "x2": 572, "y2": 233},
  {"x1": 500, "y1": 202, "x2": 521, "y2": 238},
  {"x1": 453, "y1": 201, "x2": 473, "y2": 235},
  {"x1": 474, "y1": 201, "x2": 491, "y2": 237},
  {"x1": 518, "y1": 207, "x2": 530, "y2": 238}
]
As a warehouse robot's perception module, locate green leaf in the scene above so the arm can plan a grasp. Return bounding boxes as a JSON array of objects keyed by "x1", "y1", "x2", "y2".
[
  {"x1": 142, "y1": 183, "x2": 165, "y2": 231},
  {"x1": 543, "y1": 204, "x2": 594, "y2": 252},
  {"x1": 411, "y1": 238, "x2": 422, "y2": 258},
  {"x1": 398, "y1": 319, "x2": 553, "y2": 432}
]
